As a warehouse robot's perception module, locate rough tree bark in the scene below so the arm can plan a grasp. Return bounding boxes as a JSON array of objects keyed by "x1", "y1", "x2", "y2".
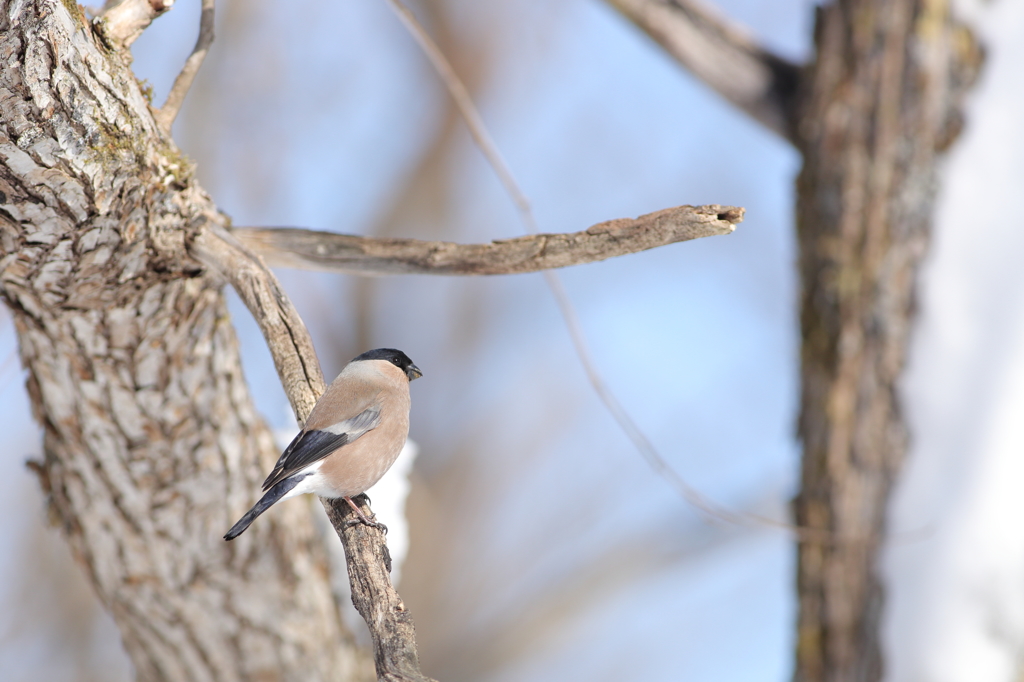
[
  {"x1": 609, "y1": 1, "x2": 981, "y2": 681},
  {"x1": 0, "y1": 1, "x2": 742, "y2": 680},
  {"x1": 0, "y1": 3, "x2": 370, "y2": 681},
  {"x1": 792, "y1": 3, "x2": 980, "y2": 681}
]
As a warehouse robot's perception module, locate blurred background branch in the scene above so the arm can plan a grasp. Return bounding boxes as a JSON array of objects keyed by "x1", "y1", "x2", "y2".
[
  {"x1": 606, "y1": 0, "x2": 802, "y2": 141},
  {"x1": 153, "y1": 0, "x2": 216, "y2": 135}
]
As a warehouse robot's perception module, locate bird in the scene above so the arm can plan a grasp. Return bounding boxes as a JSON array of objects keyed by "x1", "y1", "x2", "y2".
[{"x1": 224, "y1": 348, "x2": 422, "y2": 541}]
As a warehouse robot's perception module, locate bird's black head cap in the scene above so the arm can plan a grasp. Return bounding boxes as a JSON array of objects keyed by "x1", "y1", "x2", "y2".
[{"x1": 353, "y1": 348, "x2": 422, "y2": 381}]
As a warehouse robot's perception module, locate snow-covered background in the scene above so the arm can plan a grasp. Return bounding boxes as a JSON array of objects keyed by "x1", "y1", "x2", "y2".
[{"x1": 1, "y1": 1, "x2": 1022, "y2": 680}]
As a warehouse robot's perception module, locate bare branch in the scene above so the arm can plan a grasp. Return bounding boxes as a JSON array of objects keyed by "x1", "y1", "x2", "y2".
[
  {"x1": 233, "y1": 204, "x2": 745, "y2": 276},
  {"x1": 154, "y1": 0, "x2": 215, "y2": 135},
  {"x1": 95, "y1": 0, "x2": 174, "y2": 48},
  {"x1": 607, "y1": 0, "x2": 801, "y2": 141},
  {"x1": 323, "y1": 496, "x2": 438, "y2": 682}
]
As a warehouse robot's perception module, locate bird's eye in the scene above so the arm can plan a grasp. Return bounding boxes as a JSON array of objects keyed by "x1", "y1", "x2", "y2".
[{"x1": 393, "y1": 358, "x2": 401, "y2": 366}]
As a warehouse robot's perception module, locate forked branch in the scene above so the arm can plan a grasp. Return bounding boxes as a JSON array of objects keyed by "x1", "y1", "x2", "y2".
[
  {"x1": 607, "y1": 0, "x2": 801, "y2": 141},
  {"x1": 234, "y1": 204, "x2": 744, "y2": 276}
]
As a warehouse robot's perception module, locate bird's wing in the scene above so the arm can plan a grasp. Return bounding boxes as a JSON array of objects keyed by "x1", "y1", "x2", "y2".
[{"x1": 261, "y1": 406, "x2": 382, "y2": 491}]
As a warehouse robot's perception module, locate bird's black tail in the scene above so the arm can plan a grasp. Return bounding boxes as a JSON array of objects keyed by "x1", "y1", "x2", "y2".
[{"x1": 224, "y1": 474, "x2": 304, "y2": 540}]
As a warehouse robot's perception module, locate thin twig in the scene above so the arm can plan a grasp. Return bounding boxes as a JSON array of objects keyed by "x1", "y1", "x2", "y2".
[
  {"x1": 383, "y1": 0, "x2": 536, "y2": 232},
  {"x1": 382, "y1": 0, "x2": 835, "y2": 542},
  {"x1": 232, "y1": 204, "x2": 743, "y2": 275},
  {"x1": 154, "y1": 0, "x2": 216, "y2": 136},
  {"x1": 383, "y1": 0, "x2": 726, "y2": 520}
]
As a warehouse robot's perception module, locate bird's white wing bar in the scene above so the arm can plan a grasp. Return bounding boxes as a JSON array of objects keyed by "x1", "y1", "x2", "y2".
[
  {"x1": 262, "y1": 407, "x2": 382, "y2": 490},
  {"x1": 322, "y1": 406, "x2": 382, "y2": 436}
]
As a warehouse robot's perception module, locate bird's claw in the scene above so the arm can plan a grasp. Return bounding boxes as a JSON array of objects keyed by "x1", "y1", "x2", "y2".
[{"x1": 345, "y1": 517, "x2": 388, "y2": 534}]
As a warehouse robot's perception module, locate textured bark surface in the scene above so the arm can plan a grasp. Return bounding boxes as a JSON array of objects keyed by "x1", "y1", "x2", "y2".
[
  {"x1": 791, "y1": 2, "x2": 980, "y2": 681},
  {"x1": 0, "y1": 2, "x2": 371, "y2": 680},
  {"x1": 234, "y1": 204, "x2": 743, "y2": 276}
]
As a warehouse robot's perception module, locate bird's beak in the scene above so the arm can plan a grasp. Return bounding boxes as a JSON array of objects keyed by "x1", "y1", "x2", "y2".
[{"x1": 406, "y1": 364, "x2": 423, "y2": 381}]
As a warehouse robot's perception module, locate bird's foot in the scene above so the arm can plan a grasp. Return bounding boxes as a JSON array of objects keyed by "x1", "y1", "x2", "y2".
[
  {"x1": 344, "y1": 496, "x2": 388, "y2": 534},
  {"x1": 344, "y1": 517, "x2": 388, "y2": 534}
]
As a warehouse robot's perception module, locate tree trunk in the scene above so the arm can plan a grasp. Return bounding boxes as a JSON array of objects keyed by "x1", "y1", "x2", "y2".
[
  {"x1": 0, "y1": 2, "x2": 371, "y2": 680},
  {"x1": 792, "y1": 2, "x2": 980, "y2": 681},
  {"x1": 604, "y1": 0, "x2": 982, "y2": 677}
]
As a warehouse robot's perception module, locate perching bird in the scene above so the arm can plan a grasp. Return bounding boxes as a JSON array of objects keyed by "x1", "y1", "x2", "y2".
[{"x1": 224, "y1": 348, "x2": 422, "y2": 541}]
